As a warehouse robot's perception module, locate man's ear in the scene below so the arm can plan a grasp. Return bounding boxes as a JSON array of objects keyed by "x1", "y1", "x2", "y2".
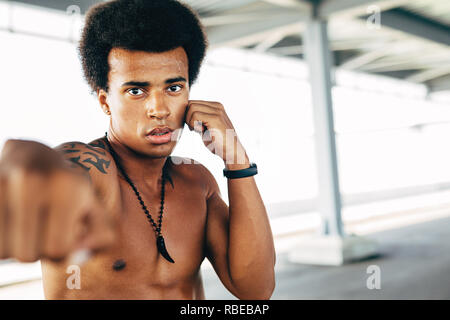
[{"x1": 98, "y1": 89, "x2": 111, "y2": 115}]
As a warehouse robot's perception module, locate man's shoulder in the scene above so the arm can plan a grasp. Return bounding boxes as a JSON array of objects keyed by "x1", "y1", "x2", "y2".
[
  {"x1": 169, "y1": 156, "x2": 220, "y2": 198},
  {"x1": 54, "y1": 137, "x2": 109, "y2": 155},
  {"x1": 54, "y1": 138, "x2": 115, "y2": 176},
  {"x1": 169, "y1": 156, "x2": 211, "y2": 178}
]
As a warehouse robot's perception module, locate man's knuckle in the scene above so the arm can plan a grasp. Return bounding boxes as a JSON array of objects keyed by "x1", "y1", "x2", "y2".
[
  {"x1": 15, "y1": 251, "x2": 39, "y2": 263},
  {"x1": 44, "y1": 246, "x2": 67, "y2": 261}
]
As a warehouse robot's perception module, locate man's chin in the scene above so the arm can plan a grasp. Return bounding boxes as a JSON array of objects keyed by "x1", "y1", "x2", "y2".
[{"x1": 138, "y1": 141, "x2": 176, "y2": 159}]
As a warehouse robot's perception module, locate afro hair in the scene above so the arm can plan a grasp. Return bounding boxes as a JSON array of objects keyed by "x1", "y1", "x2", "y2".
[{"x1": 78, "y1": 0, "x2": 208, "y2": 94}]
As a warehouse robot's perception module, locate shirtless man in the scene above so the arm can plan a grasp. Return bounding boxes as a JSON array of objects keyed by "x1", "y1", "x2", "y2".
[{"x1": 0, "y1": 0, "x2": 275, "y2": 299}]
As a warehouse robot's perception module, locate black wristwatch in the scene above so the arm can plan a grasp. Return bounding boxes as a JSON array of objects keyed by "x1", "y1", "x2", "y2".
[{"x1": 223, "y1": 163, "x2": 258, "y2": 179}]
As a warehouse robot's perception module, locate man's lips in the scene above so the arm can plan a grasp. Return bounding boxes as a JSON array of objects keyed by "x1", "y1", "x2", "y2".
[
  {"x1": 145, "y1": 131, "x2": 172, "y2": 144},
  {"x1": 147, "y1": 126, "x2": 174, "y2": 136},
  {"x1": 145, "y1": 126, "x2": 175, "y2": 145}
]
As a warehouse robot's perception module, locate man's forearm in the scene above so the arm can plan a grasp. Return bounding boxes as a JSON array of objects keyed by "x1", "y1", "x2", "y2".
[{"x1": 225, "y1": 156, "x2": 276, "y2": 299}]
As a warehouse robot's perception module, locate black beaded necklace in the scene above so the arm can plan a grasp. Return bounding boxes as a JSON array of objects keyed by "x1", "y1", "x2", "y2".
[{"x1": 104, "y1": 133, "x2": 175, "y2": 263}]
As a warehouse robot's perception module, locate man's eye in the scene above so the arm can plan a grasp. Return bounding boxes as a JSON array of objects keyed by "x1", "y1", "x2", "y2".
[
  {"x1": 168, "y1": 85, "x2": 182, "y2": 93},
  {"x1": 127, "y1": 88, "x2": 144, "y2": 96}
]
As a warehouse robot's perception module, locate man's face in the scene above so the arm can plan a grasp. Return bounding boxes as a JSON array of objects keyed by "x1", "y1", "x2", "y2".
[{"x1": 99, "y1": 46, "x2": 189, "y2": 157}]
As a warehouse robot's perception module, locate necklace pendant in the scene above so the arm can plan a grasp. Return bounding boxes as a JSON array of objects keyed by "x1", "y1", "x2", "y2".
[{"x1": 156, "y1": 235, "x2": 175, "y2": 263}]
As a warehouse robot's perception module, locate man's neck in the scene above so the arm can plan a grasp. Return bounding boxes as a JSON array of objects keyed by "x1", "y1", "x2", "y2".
[{"x1": 105, "y1": 131, "x2": 168, "y2": 192}]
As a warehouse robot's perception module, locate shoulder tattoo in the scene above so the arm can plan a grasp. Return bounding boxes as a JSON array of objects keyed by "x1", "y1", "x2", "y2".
[{"x1": 59, "y1": 142, "x2": 111, "y2": 175}]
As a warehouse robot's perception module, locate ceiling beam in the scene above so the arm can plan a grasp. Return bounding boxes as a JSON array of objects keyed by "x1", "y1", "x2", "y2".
[
  {"x1": 207, "y1": 12, "x2": 305, "y2": 48},
  {"x1": 202, "y1": 13, "x2": 277, "y2": 27},
  {"x1": 407, "y1": 66, "x2": 450, "y2": 83},
  {"x1": 8, "y1": 0, "x2": 101, "y2": 14},
  {"x1": 260, "y1": 0, "x2": 312, "y2": 10},
  {"x1": 320, "y1": 0, "x2": 377, "y2": 16},
  {"x1": 253, "y1": 32, "x2": 287, "y2": 52},
  {"x1": 376, "y1": 8, "x2": 450, "y2": 47},
  {"x1": 267, "y1": 44, "x2": 303, "y2": 55},
  {"x1": 267, "y1": 37, "x2": 397, "y2": 56},
  {"x1": 341, "y1": 40, "x2": 444, "y2": 71},
  {"x1": 318, "y1": 0, "x2": 410, "y2": 18},
  {"x1": 201, "y1": 7, "x2": 303, "y2": 26},
  {"x1": 360, "y1": 52, "x2": 450, "y2": 73},
  {"x1": 339, "y1": 49, "x2": 387, "y2": 70},
  {"x1": 427, "y1": 75, "x2": 450, "y2": 93}
]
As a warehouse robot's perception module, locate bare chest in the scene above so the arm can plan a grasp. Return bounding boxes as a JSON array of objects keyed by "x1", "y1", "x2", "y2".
[
  {"x1": 97, "y1": 173, "x2": 208, "y2": 285},
  {"x1": 42, "y1": 164, "x2": 209, "y2": 299}
]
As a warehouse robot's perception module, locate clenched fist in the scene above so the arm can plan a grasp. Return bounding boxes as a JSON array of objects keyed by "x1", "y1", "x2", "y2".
[{"x1": 0, "y1": 139, "x2": 115, "y2": 263}]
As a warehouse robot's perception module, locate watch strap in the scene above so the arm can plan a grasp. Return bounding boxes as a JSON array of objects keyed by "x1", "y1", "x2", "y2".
[{"x1": 223, "y1": 163, "x2": 258, "y2": 179}]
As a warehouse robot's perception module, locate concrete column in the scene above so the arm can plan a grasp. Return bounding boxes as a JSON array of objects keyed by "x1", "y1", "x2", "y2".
[
  {"x1": 288, "y1": 17, "x2": 378, "y2": 265},
  {"x1": 304, "y1": 18, "x2": 344, "y2": 237}
]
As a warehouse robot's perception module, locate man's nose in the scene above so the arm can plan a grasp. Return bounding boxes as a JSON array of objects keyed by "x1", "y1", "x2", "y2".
[{"x1": 146, "y1": 94, "x2": 171, "y2": 119}]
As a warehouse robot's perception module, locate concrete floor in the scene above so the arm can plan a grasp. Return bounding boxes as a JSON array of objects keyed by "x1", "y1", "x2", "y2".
[
  {"x1": 1, "y1": 215, "x2": 450, "y2": 300},
  {"x1": 203, "y1": 216, "x2": 450, "y2": 300}
]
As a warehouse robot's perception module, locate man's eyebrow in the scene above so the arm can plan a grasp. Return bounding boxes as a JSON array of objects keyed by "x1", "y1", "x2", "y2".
[
  {"x1": 121, "y1": 77, "x2": 187, "y2": 87},
  {"x1": 165, "y1": 77, "x2": 187, "y2": 84},
  {"x1": 121, "y1": 81, "x2": 150, "y2": 87}
]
